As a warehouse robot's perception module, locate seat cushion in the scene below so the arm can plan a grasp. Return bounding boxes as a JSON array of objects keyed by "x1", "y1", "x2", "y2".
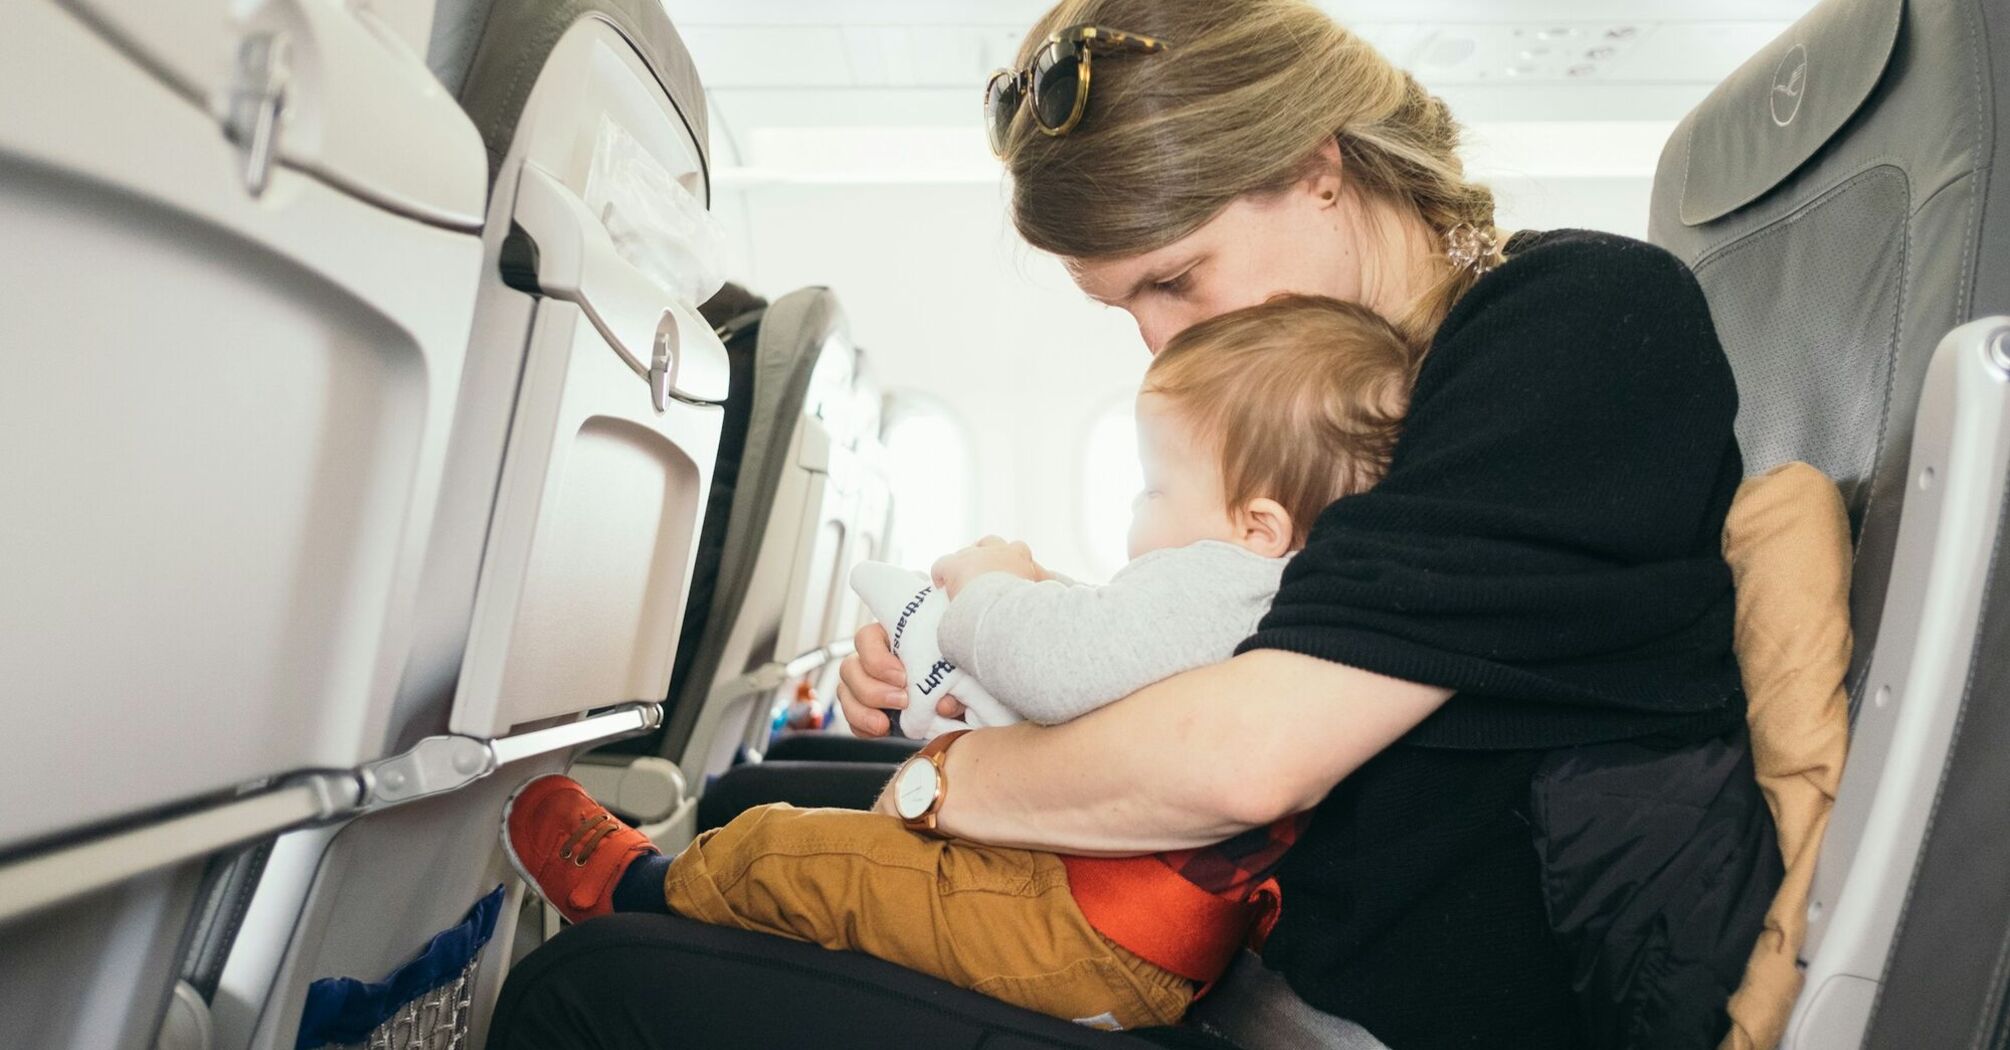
[{"x1": 1718, "y1": 463, "x2": 1853, "y2": 1050}]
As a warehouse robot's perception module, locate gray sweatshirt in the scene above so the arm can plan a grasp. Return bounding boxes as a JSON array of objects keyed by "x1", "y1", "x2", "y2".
[{"x1": 935, "y1": 540, "x2": 1288, "y2": 725}]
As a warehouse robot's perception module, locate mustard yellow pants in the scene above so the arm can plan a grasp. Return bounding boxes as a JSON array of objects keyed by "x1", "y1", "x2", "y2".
[{"x1": 660, "y1": 803, "x2": 1192, "y2": 1030}]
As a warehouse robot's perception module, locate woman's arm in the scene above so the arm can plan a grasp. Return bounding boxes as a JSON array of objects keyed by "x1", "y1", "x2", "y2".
[{"x1": 875, "y1": 649, "x2": 1451, "y2": 854}]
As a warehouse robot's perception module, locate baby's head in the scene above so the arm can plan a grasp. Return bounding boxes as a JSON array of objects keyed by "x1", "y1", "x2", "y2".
[{"x1": 1130, "y1": 294, "x2": 1415, "y2": 560}]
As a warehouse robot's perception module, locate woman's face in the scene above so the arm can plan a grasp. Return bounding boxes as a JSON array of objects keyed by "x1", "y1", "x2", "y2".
[{"x1": 1066, "y1": 170, "x2": 1372, "y2": 354}]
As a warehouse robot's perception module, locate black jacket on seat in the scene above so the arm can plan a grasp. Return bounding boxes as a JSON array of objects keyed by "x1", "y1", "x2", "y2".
[{"x1": 1533, "y1": 731, "x2": 1782, "y2": 1049}]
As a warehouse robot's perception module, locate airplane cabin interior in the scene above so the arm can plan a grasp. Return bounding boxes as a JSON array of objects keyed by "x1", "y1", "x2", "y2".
[{"x1": 1, "y1": 0, "x2": 2006, "y2": 1047}]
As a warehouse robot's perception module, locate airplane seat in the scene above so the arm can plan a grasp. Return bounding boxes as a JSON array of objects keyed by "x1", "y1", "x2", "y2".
[
  {"x1": 567, "y1": 288, "x2": 872, "y2": 851},
  {"x1": 562, "y1": 288, "x2": 763, "y2": 817},
  {"x1": 1647, "y1": 0, "x2": 2009, "y2": 1045},
  {"x1": 198, "y1": 2, "x2": 733, "y2": 1047},
  {"x1": 671, "y1": 352, "x2": 910, "y2": 831},
  {"x1": 0, "y1": 2, "x2": 488, "y2": 1046},
  {"x1": 591, "y1": 288, "x2": 767, "y2": 766},
  {"x1": 723, "y1": 306, "x2": 895, "y2": 756}
]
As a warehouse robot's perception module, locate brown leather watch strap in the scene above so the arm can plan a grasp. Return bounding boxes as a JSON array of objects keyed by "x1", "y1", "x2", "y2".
[
  {"x1": 916, "y1": 728, "x2": 971, "y2": 763},
  {"x1": 902, "y1": 729, "x2": 971, "y2": 835}
]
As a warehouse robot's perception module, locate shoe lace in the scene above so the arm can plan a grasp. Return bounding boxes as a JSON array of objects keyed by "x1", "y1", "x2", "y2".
[{"x1": 558, "y1": 812, "x2": 620, "y2": 867}]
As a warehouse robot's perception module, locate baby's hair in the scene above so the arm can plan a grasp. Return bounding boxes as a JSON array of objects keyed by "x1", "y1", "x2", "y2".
[{"x1": 1143, "y1": 294, "x2": 1418, "y2": 547}]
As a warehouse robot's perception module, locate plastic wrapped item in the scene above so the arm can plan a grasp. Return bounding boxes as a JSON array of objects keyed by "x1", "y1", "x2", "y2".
[{"x1": 585, "y1": 117, "x2": 728, "y2": 308}]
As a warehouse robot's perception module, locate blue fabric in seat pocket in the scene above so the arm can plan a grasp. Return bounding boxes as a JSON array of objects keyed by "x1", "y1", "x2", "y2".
[{"x1": 296, "y1": 884, "x2": 507, "y2": 1049}]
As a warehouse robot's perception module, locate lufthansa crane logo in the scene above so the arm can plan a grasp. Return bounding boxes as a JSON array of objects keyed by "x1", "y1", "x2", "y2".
[{"x1": 1771, "y1": 43, "x2": 1808, "y2": 127}]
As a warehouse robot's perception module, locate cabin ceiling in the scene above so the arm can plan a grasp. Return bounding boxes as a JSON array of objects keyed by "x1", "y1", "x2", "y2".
[{"x1": 664, "y1": 0, "x2": 1822, "y2": 183}]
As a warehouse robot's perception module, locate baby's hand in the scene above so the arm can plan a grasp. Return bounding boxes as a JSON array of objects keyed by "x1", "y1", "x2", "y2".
[{"x1": 931, "y1": 537, "x2": 1046, "y2": 598}]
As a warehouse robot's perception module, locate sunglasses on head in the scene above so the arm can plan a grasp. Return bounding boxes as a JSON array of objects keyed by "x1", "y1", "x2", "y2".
[{"x1": 983, "y1": 24, "x2": 1168, "y2": 156}]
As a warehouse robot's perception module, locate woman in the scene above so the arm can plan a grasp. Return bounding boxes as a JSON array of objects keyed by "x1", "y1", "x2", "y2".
[{"x1": 489, "y1": 1, "x2": 1778, "y2": 1047}]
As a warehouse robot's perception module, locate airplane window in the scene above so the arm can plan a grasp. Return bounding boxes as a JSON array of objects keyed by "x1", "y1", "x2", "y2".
[
  {"x1": 880, "y1": 393, "x2": 978, "y2": 570},
  {"x1": 1080, "y1": 398, "x2": 1144, "y2": 579}
]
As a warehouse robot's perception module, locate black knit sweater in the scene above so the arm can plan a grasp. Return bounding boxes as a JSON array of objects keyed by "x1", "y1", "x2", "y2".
[{"x1": 1241, "y1": 229, "x2": 1747, "y2": 1048}]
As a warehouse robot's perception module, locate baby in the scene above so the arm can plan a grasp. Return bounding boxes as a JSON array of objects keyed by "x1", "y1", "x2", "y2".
[{"x1": 502, "y1": 293, "x2": 1416, "y2": 1031}]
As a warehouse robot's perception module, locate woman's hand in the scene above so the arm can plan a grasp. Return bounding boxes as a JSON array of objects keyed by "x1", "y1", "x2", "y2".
[
  {"x1": 836, "y1": 623, "x2": 971, "y2": 736},
  {"x1": 836, "y1": 623, "x2": 910, "y2": 737},
  {"x1": 839, "y1": 537, "x2": 1046, "y2": 735},
  {"x1": 931, "y1": 537, "x2": 1047, "y2": 598}
]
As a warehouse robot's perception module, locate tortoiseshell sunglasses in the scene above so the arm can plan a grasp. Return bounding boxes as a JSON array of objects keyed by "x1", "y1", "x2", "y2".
[{"x1": 983, "y1": 24, "x2": 1168, "y2": 155}]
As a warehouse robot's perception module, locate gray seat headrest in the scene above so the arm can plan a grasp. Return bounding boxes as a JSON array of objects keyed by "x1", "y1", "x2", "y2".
[
  {"x1": 430, "y1": 0, "x2": 711, "y2": 198},
  {"x1": 1677, "y1": 0, "x2": 1900, "y2": 225}
]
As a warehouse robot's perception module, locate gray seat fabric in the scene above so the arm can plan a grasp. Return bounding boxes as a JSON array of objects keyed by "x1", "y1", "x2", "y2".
[
  {"x1": 1186, "y1": 953, "x2": 1388, "y2": 1050},
  {"x1": 1648, "y1": 0, "x2": 2008, "y2": 1044},
  {"x1": 1648, "y1": 0, "x2": 2005, "y2": 698}
]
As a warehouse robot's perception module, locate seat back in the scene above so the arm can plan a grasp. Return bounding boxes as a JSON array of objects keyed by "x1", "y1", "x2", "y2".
[
  {"x1": 578, "y1": 294, "x2": 762, "y2": 790},
  {"x1": 577, "y1": 290, "x2": 897, "y2": 836},
  {"x1": 201, "y1": 3, "x2": 730, "y2": 1047},
  {"x1": 649, "y1": 290, "x2": 861, "y2": 793},
  {"x1": 0, "y1": 3, "x2": 487, "y2": 1046},
  {"x1": 1648, "y1": 0, "x2": 2008, "y2": 1044},
  {"x1": 566, "y1": 288, "x2": 897, "y2": 851}
]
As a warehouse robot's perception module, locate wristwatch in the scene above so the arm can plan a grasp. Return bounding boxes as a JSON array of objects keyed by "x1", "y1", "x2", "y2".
[{"x1": 891, "y1": 729, "x2": 971, "y2": 836}]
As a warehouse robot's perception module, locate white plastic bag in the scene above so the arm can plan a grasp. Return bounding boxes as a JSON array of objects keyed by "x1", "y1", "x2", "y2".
[{"x1": 584, "y1": 117, "x2": 728, "y2": 307}]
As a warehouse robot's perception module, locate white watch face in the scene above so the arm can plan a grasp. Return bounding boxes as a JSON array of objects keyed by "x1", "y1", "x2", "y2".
[{"x1": 893, "y1": 758, "x2": 939, "y2": 820}]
